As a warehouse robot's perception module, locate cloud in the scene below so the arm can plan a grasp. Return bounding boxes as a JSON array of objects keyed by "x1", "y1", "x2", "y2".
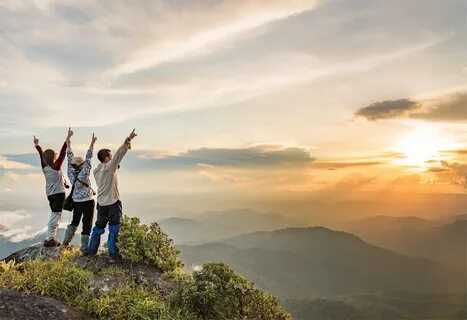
[
  {"x1": 356, "y1": 91, "x2": 467, "y2": 122},
  {"x1": 427, "y1": 161, "x2": 467, "y2": 188},
  {"x1": 411, "y1": 92, "x2": 467, "y2": 122},
  {"x1": 0, "y1": 209, "x2": 30, "y2": 228},
  {"x1": 313, "y1": 161, "x2": 383, "y2": 170},
  {"x1": 112, "y1": 0, "x2": 320, "y2": 75},
  {"x1": 355, "y1": 99, "x2": 420, "y2": 121},
  {"x1": 131, "y1": 145, "x2": 315, "y2": 170},
  {"x1": 0, "y1": 156, "x2": 32, "y2": 170}
]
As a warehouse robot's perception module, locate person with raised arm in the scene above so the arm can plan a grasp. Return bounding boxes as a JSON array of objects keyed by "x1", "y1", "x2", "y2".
[
  {"x1": 62, "y1": 130, "x2": 97, "y2": 254},
  {"x1": 34, "y1": 128, "x2": 73, "y2": 247},
  {"x1": 88, "y1": 129, "x2": 138, "y2": 259}
]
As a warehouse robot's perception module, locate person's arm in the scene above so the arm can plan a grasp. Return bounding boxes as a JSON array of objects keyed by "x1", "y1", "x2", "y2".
[
  {"x1": 108, "y1": 129, "x2": 137, "y2": 172},
  {"x1": 78, "y1": 133, "x2": 96, "y2": 181},
  {"x1": 33, "y1": 136, "x2": 46, "y2": 168},
  {"x1": 53, "y1": 128, "x2": 73, "y2": 170},
  {"x1": 66, "y1": 144, "x2": 74, "y2": 182}
]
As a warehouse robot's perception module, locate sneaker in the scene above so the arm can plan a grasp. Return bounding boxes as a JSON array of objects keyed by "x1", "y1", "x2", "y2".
[{"x1": 44, "y1": 239, "x2": 61, "y2": 247}]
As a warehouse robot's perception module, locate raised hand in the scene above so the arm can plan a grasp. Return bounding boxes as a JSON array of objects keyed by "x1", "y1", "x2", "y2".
[
  {"x1": 67, "y1": 127, "x2": 74, "y2": 139},
  {"x1": 33, "y1": 136, "x2": 39, "y2": 146},
  {"x1": 128, "y1": 129, "x2": 137, "y2": 141},
  {"x1": 90, "y1": 133, "x2": 97, "y2": 146}
]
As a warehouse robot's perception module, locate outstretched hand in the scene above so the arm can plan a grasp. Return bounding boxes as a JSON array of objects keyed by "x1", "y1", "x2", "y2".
[
  {"x1": 67, "y1": 127, "x2": 74, "y2": 139},
  {"x1": 128, "y1": 129, "x2": 137, "y2": 141},
  {"x1": 33, "y1": 136, "x2": 39, "y2": 146},
  {"x1": 90, "y1": 133, "x2": 97, "y2": 146}
]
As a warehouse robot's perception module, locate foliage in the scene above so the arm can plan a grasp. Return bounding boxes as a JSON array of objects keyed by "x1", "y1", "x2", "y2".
[
  {"x1": 170, "y1": 262, "x2": 291, "y2": 320},
  {"x1": 119, "y1": 215, "x2": 182, "y2": 272},
  {"x1": 91, "y1": 283, "x2": 165, "y2": 320},
  {"x1": 0, "y1": 255, "x2": 92, "y2": 305}
]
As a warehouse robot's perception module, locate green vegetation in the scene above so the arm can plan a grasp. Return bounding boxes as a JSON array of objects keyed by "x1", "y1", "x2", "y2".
[
  {"x1": 171, "y1": 262, "x2": 291, "y2": 320},
  {"x1": 0, "y1": 215, "x2": 291, "y2": 320},
  {"x1": 119, "y1": 216, "x2": 182, "y2": 273}
]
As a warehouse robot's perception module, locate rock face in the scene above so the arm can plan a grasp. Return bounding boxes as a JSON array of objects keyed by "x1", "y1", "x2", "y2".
[
  {"x1": 0, "y1": 289, "x2": 90, "y2": 320},
  {"x1": 3, "y1": 243, "x2": 63, "y2": 263}
]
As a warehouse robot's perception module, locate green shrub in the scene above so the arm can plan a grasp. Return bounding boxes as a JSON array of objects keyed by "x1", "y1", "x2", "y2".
[
  {"x1": 0, "y1": 256, "x2": 93, "y2": 306},
  {"x1": 170, "y1": 262, "x2": 291, "y2": 320},
  {"x1": 119, "y1": 215, "x2": 182, "y2": 272},
  {"x1": 91, "y1": 283, "x2": 165, "y2": 320}
]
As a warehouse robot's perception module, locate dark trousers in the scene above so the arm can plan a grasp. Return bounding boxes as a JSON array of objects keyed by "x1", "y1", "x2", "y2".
[
  {"x1": 71, "y1": 200, "x2": 95, "y2": 235},
  {"x1": 95, "y1": 200, "x2": 122, "y2": 228},
  {"x1": 47, "y1": 193, "x2": 65, "y2": 212}
]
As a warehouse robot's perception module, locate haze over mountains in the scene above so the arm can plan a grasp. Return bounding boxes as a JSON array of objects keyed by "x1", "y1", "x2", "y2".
[
  {"x1": 340, "y1": 215, "x2": 467, "y2": 271},
  {"x1": 180, "y1": 227, "x2": 462, "y2": 298}
]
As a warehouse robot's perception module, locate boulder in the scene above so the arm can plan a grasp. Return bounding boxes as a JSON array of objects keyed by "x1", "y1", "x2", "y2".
[{"x1": 3, "y1": 244, "x2": 63, "y2": 263}]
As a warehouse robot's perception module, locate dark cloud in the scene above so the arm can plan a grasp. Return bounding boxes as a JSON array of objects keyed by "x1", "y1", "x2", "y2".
[
  {"x1": 7, "y1": 146, "x2": 314, "y2": 171},
  {"x1": 355, "y1": 99, "x2": 420, "y2": 120},
  {"x1": 130, "y1": 146, "x2": 315, "y2": 170},
  {"x1": 313, "y1": 161, "x2": 383, "y2": 170},
  {"x1": 410, "y1": 92, "x2": 467, "y2": 122},
  {"x1": 356, "y1": 91, "x2": 467, "y2": 122}
]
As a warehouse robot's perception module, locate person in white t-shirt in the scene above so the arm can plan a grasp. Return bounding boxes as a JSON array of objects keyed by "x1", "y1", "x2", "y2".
[{"x1": 87, "y1": 129, "x2": 137, "y2": 258}]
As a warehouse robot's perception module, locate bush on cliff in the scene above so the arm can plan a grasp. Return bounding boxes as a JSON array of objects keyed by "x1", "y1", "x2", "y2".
[
  {"x1": 119, "y1": 216, "x2": 182, "y2": 273},
  {"x1": 170, "y1": 262, "x2": 291, "y2": 320}
]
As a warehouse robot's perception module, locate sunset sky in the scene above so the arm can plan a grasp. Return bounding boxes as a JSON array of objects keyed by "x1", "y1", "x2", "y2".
[{"x1": 0, "y1": 0, "x2": 466, "y2": 235}]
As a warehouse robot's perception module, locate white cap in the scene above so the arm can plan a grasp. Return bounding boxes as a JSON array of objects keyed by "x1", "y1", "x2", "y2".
[{"x1": 71, "y1": 156, "x2": 84, "y2": 167}]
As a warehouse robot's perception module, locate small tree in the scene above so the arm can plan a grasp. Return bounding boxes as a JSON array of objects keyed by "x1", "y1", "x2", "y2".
[
  {"x1": 118, "y1": 215, "x2": 182, "y2": 273},
  {"x1": 172, "y1": 263, "x2": 291, "y2": 320}
]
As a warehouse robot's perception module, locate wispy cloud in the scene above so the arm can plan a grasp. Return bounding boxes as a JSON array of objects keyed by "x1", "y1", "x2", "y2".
[{"x1": 113, "y1": 0, "x2": 320, "y2": 75}]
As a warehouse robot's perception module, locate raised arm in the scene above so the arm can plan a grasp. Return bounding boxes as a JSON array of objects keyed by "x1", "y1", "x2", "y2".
[
  {"x1": 53, "y1": 128, "x2": 73, "y2": 170},
  {"x1": 108, "y1": 129, "x2": 137, "y2": 172},
  {"x1": 78, "y1": 133, "x2": 97, "y2": 181},
  {"x1": 33, "y1": 136, "x2": 46, "y2": 168},
  {"x1": 66, "y1": 130, "x2": 75, "y2": 181}
]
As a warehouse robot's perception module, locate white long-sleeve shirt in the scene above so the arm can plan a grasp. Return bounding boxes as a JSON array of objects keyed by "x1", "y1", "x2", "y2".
[{"x1": 93, "y1": 140, "x2": 131, "y2": 206}]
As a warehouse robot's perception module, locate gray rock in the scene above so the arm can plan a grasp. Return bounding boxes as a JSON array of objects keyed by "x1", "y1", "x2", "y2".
[{"x1": 3, "y1": 244, "x2": 63, "y2": 263}]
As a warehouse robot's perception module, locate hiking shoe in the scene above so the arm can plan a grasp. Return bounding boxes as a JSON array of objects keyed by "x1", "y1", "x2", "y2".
[{"x1": 43, "y1": 239, "x2": 61, "y2": 247}]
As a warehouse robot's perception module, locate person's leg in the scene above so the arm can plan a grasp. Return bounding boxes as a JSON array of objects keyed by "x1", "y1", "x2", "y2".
[
  {"x1": 80, "y1": 200, "x2": 94, "y2": 254},
  {"x1": 45, "y1": 193, "x2": 65, "y2": 247},
  {"x1": 88, "y1": 204, "x2": 108, "y2": 255},
  {"x1": 62, "y1": 205, "x2": 82, "y2": 246},
  {"x1": 108, "y1": 201, "x2": 122, "y2": 257}
]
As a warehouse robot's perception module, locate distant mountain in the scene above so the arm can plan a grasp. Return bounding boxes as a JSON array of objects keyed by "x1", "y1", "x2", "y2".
[
  {"x1": 343, "y1": 216, "x2": 467, "y2": 270},
  {"x1": 179, "y1": 227, "x2": 461, "y2": 299},
  {"x1": 159, "y1": 209, "x2": 296, "y2": 244}
]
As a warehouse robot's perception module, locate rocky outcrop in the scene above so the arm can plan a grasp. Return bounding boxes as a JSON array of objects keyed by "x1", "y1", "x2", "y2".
[
  {"x1": 3, "y1": 245, "x2": 175, "y2": 297},
  {"x1": 3, "y1": 243, "x2": 63, "y2": 263},
  {"x1": 0, "y1": 289, "x2": 91, "y2": 320}
]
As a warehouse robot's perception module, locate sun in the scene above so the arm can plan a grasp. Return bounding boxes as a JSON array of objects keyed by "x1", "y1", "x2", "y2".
[{"x1": 395, "y1": 125, "x2": 443, "y2": 167}]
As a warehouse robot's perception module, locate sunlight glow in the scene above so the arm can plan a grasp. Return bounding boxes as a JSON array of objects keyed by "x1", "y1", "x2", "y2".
[{"x1": 395, "y1": 125, "x2": 444, "y2": 167}]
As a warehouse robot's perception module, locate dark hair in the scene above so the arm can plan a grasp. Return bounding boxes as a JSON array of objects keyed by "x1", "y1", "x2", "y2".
[
  {"x1": 43, "y1": 149, "x2": 56, "y2": 167},
  {"x1": 97, "y1": 149, "x2": 111, "y2": 163}
]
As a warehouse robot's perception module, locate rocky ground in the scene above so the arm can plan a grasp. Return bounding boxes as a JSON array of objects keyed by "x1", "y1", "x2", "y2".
[{"x1": 0, "y1": 289, "x2": 91, "y2": 320}]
